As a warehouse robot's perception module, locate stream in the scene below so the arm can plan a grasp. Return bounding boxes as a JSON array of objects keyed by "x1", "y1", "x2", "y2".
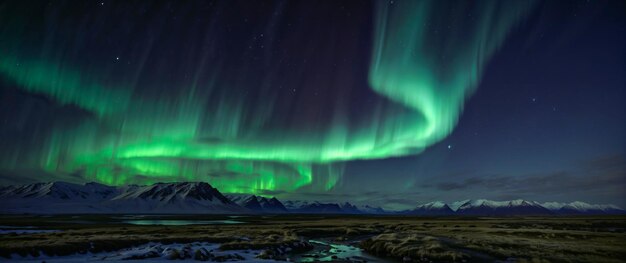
[{"x1": 294, "y1": 239, "x2": 391, "y2": 262}]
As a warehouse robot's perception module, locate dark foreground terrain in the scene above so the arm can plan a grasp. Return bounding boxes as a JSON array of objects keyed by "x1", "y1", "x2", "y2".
[{"x1": 0, "y1": 215, "x2": 624, "y2": 262}]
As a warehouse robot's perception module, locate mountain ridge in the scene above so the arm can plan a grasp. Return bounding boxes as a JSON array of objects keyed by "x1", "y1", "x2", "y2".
[{"x1": 0, "y1": 181, "x2": 623, "y2": 215}]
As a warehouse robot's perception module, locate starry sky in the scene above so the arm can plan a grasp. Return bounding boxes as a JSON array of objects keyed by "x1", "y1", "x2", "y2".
[{"x1": 0, "y1": 0, "x2": 624, "y2": 210}]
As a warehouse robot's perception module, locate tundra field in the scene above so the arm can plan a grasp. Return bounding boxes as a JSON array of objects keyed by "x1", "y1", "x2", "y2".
[{"x1": 0, "y1": 215, "x2": 624, "y2": 263}]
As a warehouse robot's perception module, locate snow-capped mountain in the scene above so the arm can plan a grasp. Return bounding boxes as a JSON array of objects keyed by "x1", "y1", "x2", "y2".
[
  {"x1": 0, "y1": 182, "x2": 244, "y2": 214},
  {"x1": 410, "y1": 201, "x2": 455, "y2": 215},
  {"x1": 0, "y1": 181, "x2": 118, "y2": 200},
  {"x1": 542, "y1": 201, "x2": 624, "y2": 214},
  {"x1": 0, "y1": 182, "x2": 120, "y2": 213},
  {"x1": 107, "y1": 182, "x2": 244, "y2": 214},
  {"x1": 1, "y1": 181, "x2": 623, "y2": 215},
  {"x1": 449, "y1": 199, "x2": 471, "y2": 212},
  {"x1": 408, "y1": 199, "x2": 624, "y2": 216},
  {"x1": 455, "y1": 199, "x2": 552, "y2": 215},
  {"x1": 227, "y1": 194, "x2": 288, "y2": 213}
]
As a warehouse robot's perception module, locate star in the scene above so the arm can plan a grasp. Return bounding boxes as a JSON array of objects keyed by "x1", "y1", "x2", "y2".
[
  {"x1": 116, "y1": 57, "x2": 120, "y2": 61},
  {"x1": 447, "y1": 145, "x2": 452, "y2": 149}
]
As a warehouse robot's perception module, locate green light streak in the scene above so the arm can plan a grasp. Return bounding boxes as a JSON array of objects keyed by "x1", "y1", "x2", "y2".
[
  {"x1": 0, "y1": 56, "x2": 130, "y2": 116},
  {"x1": 368, "y1": 0, "x2": 535, "y2": 154},
  {"x1": 0, "y1": 1, "x2": 534, "y2": 194}
]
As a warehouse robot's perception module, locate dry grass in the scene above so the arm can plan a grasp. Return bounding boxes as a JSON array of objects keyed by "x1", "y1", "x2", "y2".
[{"x1": 0, "y1": 215, "x2": 624, "y2": 262}]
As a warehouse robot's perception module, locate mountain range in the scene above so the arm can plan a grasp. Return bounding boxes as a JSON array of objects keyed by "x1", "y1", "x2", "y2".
[{"x1": 0, "y1": 181, "x2": 623, "y2": 215}]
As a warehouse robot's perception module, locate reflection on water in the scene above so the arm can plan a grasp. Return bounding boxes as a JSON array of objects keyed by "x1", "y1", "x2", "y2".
[{"x1": 123, "y1": 219, "x2": 243, "y2": 225}]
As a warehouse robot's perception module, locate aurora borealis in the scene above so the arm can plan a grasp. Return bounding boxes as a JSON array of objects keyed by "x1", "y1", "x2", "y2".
[{"x1": 0, "y1": 0, "x2": 624, "y2": 208}]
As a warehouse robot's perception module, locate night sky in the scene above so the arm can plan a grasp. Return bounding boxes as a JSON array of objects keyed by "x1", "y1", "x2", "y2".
[{"x1": 0, "y1": 0, "x2": 623, "y2": 210}]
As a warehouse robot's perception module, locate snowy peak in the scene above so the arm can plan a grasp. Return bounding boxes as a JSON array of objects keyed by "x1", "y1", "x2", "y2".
[
  {"x1": 455, "y1": 199, "x2": 552, "y2": 215},
  {"x1": 457, "y1": 199, "x2": 542, "y2": 209},
  {"x1": 410, "y1": 201, "x2": 454, "y2": 215},
  {"x1": 449, "y1": 199, "x2": 470, "y2": 211},
  {"x1": 1, "y1": 181, "x2": 624, "y2": 215},
  {"x1": 541, "y1": 201, "x2": 623, "y2": 214},
  {"x1": 1, "y1": 181, "x2": 243, "y2": 214},
  {"x1": 0, "y1": 181, "x2": 117, "y2": 200},
  {"x1": 411, "y1": 199, "x2": 624, "y2": 215},
  {"x1": 105, "y1": 182, "x2": 243, "y2": 214},
  {"x1": 540, "y1": 201, "x2": 565, "y2": 210},
  {"x1": 416, "y1": 201, "x2": 450, "y2": 210},
  {"x1": 226, "y1": 194, "x2": 288, "y2": 213},
  {"x1": 113, "y1": 182, "x2": 231, "y2": 204}
]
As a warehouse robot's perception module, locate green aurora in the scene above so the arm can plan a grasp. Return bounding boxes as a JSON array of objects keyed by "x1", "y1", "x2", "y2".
[{"x1": 0, "y1": 1, "x2": 534, "y2": 194}]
